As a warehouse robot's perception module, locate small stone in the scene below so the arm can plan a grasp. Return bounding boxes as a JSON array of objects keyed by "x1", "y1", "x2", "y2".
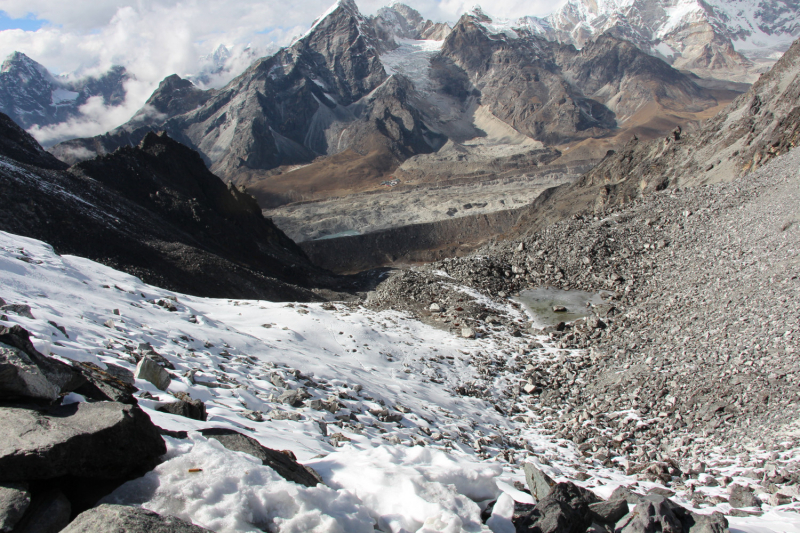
[
  {"x1": 729, "y1": 484, "x2": 760, "y2": 508},
  {"x1": 552, "y1": 306, "x2": 567, "y2": 313},
  {"x1": 461, "y1": 328, "x2": 476, "y2": 339},
  {"x1": 112, "y1": 309, "x2": 120, "y2": 316},
  {"x1": 522, "y1": 463, "x2": 556, "y2": 500},
  {"x1": 278, "y1": 389, "x2": 304, "y2": 407},
  {"x1": 134, "y1": 357, "x2": 171, "y2": 391},
  {"x1": 429, "y1": 303, "x2": 442, "y2": 312}
]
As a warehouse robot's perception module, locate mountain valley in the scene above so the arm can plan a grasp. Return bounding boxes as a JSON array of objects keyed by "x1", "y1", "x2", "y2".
[{"x1": 0, "y1": 1, "x2": 799, "y2": 532}]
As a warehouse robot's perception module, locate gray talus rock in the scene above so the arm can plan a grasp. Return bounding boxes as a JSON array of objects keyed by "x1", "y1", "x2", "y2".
[
  {"x1": 0, "y1": 343, "x2": 60, "y2": 402},
  {"x1": 134, "y1": 357, "x2": 171, "y2": 391},
  {"x1": 0, "y1": 326, "x2": 85, "y2": 398},
  {"x1": 0, "y1": 482, "x2": 30, "y2": 532},
  {"x1": 0, "y1": 402, "x2": 166, "y2": 481},
  {"x1": 589, "y1": 499, "x2": 629, "y2": 525},
  {"x1": 615, "y1": 494, "x2": 728, "y2": 533},
  {"x1": 728, "y1": 484, "x2": 760, "y2": 508},
  {"x1": 157, "y1": 394, "x2": 207, "y2": 421},
  {"x1": 515, "y1": 482, "x2": 599, "y2": 533},
  {"x1": 61, "y1": 504, "x2": 212, "y2": 533},
  {"x1": 523, "y1": 463, "x2": 557, "y2": 500},
  {"x1": 199, "y1": 428, "x2": 323, "y2": 487}
]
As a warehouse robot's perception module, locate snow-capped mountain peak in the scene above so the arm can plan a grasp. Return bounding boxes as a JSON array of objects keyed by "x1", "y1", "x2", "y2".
[{"x1": 524, "y1": 0, "x2": 799, "y2": 79}]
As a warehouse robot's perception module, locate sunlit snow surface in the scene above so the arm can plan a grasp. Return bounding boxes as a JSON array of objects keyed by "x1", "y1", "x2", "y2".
[{"x1": 1, "y1": 230, "x2": 799, "y2": 533}]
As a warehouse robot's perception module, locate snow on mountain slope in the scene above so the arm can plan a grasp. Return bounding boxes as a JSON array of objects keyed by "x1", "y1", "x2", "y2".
[
  {"x1": 2, "y1": 229, "x2": 800, "y2": 532},
  {"x1": 522, "y1": 0, "x2": 799, "y2": 80},
  {"x1": 380, "y1": 39, "x2": 443, "y2": 93}
]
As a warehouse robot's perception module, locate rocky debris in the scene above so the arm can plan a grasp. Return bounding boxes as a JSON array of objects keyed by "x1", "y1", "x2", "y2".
[
  {"x1": 134, "y1": 357, "x2": 171, "y2": 391},
  {"x1": 60, "y1": 504, "x2": 212, "y2": 533},
  {"x1": 11, "y1": 489, "x2": 71, "y2": 533},
  {"x1": 0, "y1": 402, "x2": 166, "y2": 481},
  {"x1": 157, "y1": 393, "x2": 207, "y2": 421},
  {"x1": 199, "y1": 428, "x2": 323, "y2": 487},
  {"x1": 0, "y1": 482, "x2": 30, "y2": 532}
]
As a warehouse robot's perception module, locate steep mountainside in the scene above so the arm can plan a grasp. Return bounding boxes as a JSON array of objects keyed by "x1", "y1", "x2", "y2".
[
  {"x1": 0, "y1": 52, "x2": 129, "y2": 133},
  {"x1": 0, "y1": 113, "x2": 343, "y2": 301},
  {"x1": 51, "y1": 2, "x2": 725, "y2": 209},
  {"x1": 506, "y1": 36, "x2": 800, "y2": 237},
  {"x1": 525, "y1": 0, "x2": 800, "y2": 79},
  {"x1": 438, "y1": 9, "x2": 717, "y2": 145},
  {"x1": 52, "y1": 0, "x2": 440, "y2": 188}
]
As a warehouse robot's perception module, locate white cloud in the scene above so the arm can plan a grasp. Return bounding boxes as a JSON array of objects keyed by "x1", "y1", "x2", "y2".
[{"x1": 0, "y1": 0, "x2": 563, "y2": 144}]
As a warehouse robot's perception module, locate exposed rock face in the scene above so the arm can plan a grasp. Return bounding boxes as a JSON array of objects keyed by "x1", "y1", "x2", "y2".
[
  {"x1": 0, "y1": 119, "x2": 344, "y2": 301},
  {"x1": 371, "y1": 4, "x2": 451, "y2": 41},
  {"x1": 0, "y1": 482, "x2": 30, "y2": 532},
  {"x1": 61, "y1": 505, "x2": 213, "y2": 533},
  {"x1": 0, "y1": 52, "x2": 129, "y2": 135},
  {"x1": 0, "y1": 325, "x2": 85, "y2": 402},
  {"x1": 52, "y1": 0, "x2": 438, "y2": 187},
  {"x1": 0, "y1": 113, "x2": 67, "y2": 170},
  {"x1": 0, "y1": 402, "x2": 166, "y2": 481},
  {"x1": 537, "y1": 36, "x2": 800, "y2": 223},
  {"x1": 439, "y1": 11, "x2": 717, "y2": 145}
]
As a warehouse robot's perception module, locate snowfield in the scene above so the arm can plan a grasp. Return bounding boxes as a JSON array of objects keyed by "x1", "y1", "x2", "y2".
[{"x1": 1, "y1": 230, "x2": 799, "y2": 533}]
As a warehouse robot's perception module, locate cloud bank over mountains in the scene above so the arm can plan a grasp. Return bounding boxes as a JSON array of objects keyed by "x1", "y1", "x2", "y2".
[{"x1": 0, "y1": 0, "x2": 558, "y2": 144}]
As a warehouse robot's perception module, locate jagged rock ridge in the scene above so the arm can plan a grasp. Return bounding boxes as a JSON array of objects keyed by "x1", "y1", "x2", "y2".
[{"x1": 0, "y1": 112, "x2": 344, "y2": 301}]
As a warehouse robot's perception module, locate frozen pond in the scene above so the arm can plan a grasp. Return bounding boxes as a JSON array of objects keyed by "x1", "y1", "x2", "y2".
[{"x1": 516, "y1": 287, "x2": 608, "y2": 327}]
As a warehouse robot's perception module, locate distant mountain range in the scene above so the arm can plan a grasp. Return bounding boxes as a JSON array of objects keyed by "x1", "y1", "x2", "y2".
[
  {"x1": 44, "y1": 0, "x2": 732, "y2": 209},
  {"x1": 0, "y1": 52, "x2": 129, "y2": 131},
  {"x1": 523, "y1": 0, "x2": 799, "y2": 79}
]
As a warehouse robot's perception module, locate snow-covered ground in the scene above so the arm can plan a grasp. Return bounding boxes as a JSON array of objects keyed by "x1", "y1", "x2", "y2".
[{"x1": 1, "y1": 230, "x2": 799, "y2": 533}]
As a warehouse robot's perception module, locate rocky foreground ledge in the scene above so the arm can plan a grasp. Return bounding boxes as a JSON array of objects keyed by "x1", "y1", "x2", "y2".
[{"x1": 0, "y1": 306, "x2": 734, "y2": 531}]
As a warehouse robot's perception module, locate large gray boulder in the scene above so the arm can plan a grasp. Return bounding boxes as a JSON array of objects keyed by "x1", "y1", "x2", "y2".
[
  {"x1": 0, "y1": 482, "x2": 30, "y2": 532},
  {"x1": 0, "y1": 402, "x2": 166, "y2": 481},
  {"x1": 523, "y1": 463, "x2": 557, "y2": 500},
  {"x1": 61, "y1": 504, "x2": 212, "y2": 533},
  {"x1": 515, "y1": 482, "x2": 598, "y2": 533},
  {"x1": 0, "y1": 326, "x2": 85, "y2": 401},
  {"x1": 0, "y1": 343, "x2": 60, "y2": 402},
  {"x1": 199, "y1": 428, "x2": 323, "y2": 487},
  {"x1": 134, "y1": 357, "x2": 171, "y2": 391}
]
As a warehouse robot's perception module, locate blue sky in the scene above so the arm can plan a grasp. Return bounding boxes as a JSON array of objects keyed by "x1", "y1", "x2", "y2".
[{"x1": 0, "y1": 11, "x2": 47, "y2": 31}]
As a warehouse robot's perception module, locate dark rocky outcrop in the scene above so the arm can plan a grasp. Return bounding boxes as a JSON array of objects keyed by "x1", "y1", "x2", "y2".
[
  {"x1": 61, "y1": 505, "x2": 212, "y2": 533},
  {"x1": 199, "y1": 428, "x2": 323, "y2": 487},
  {"x1": 0, "y1": 113, "x2": 67, "y2": 170},
  {"x1": 0, "y1": 119, "x2": 348, "y2": 301},
  {"x1": 10, "y1": 489, "x2": 71, "y2": 533}
]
